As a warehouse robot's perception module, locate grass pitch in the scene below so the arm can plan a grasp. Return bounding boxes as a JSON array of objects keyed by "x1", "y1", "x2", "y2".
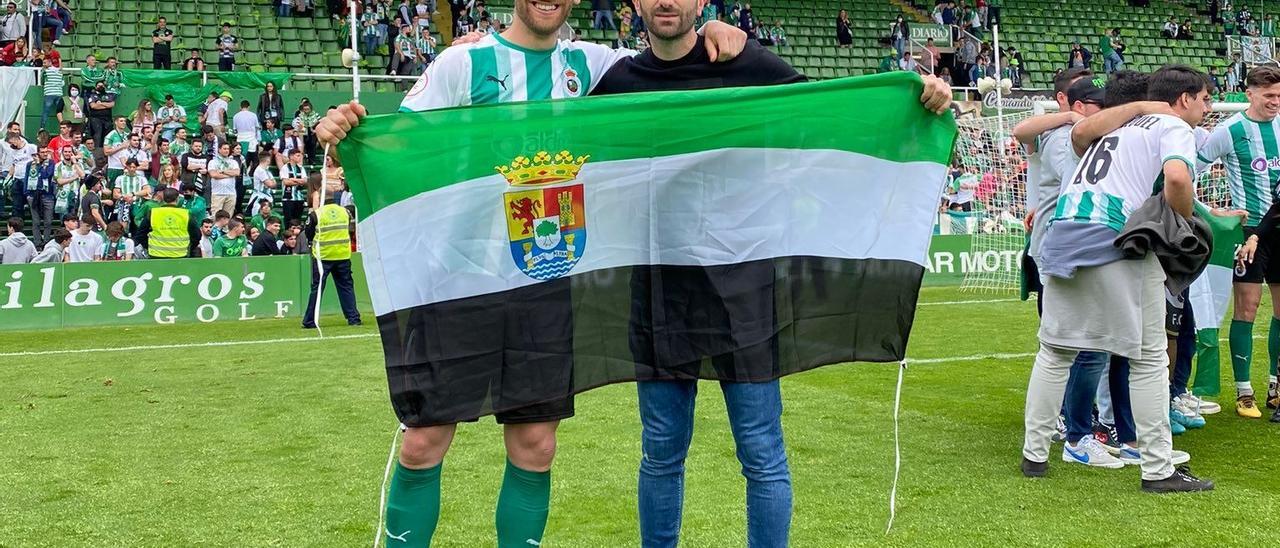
[{"x1": 4, "y1": 287, "x2": 1280, "y2": 547}]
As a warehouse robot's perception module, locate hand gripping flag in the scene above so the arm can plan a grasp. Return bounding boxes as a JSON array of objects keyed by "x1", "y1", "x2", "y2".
[{"x1": 340, "y1": 73, "x2": 958, "y2": 426}]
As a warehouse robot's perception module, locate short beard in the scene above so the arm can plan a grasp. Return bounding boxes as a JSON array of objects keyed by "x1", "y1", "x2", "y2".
[{"x1": 644, "y1": 11, "x2": 697, "y2": 41}]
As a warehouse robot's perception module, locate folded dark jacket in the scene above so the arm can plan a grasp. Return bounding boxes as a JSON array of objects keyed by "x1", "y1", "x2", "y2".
[{"x1": 1114, "y1": 194, "x2": 1211, "y2": 295}]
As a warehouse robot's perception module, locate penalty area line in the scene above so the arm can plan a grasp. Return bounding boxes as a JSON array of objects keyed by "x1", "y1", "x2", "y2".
[{"x1": 0, "y1": 333, "x2": 380, "y2": 358}]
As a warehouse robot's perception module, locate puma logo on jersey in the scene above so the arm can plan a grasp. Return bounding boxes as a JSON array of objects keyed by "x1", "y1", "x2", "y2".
[
  {"x1": 386, "y1": 530, "x2": 411, "y2": 542},
  {"x1": 485, "y1": 74, "x2": 510, "y2": 90}
]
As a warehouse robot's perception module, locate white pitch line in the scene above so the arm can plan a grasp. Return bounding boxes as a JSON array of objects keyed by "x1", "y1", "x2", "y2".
[
  {"x1": 919, "y1": 298, "x2": 1020, "y2": 306},
  {"x1": 907, "y1": 334, "x2": 1272, "y2": 365},
  {"x1": 0, "y1": 333, "x2": 380, "y2": 358},
  {"x1": 907, "y1": 352, "x2": 1035, "y2": 364}
]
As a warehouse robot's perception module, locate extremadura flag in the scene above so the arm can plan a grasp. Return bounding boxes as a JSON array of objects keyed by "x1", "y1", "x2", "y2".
[{"x1": 340, "y1": 73, "x2": 958, "y2": 425}]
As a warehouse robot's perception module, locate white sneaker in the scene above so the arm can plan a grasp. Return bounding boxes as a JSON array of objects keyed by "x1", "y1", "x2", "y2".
[
  {"x1": 1118, "y1": 445, "x2": 1190, "y2": 466},
  {"x1": 1179, "y1": 392, "x2": 1220, "y2": 415},
  {"x1": 1062, "y1": 436, "x2": 1125, "y2": 469}
]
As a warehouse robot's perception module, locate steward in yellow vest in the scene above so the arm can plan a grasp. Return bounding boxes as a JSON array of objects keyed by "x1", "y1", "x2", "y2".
[
  {"x1": 137, "y1": 187, "x2": 201, "y2": 259},
  {"x1": 302, "y1": 173, "x2": 361, "y2": 328}
]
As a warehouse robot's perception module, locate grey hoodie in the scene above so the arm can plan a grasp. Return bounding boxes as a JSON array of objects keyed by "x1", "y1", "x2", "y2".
[
  {"x1": 0, "y1": 232, "x2": 36, "y2": 264},
  {"x1": 30, "y1": 241, "x2": 65, "y2": 264}
]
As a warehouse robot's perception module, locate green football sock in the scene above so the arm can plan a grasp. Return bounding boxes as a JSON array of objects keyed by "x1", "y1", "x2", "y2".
[
  {"x1": 1230, "y1": 320, "x2": 1255, "y2": 386},
  {"x1": 1270, "y1": 317, "x2": 1280, "y2": 377},
  {"x1": 495, "y1": 460, "x2": 551, "y2": 548},
  {"x1": 384, "y1": 462, "x2": 442, "y2": 547}
]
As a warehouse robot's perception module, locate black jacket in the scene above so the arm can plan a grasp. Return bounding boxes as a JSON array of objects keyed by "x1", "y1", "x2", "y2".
[
  {"x1": 251, "y1": 230, "x2": 286, "y2": 256},
  {"x1": 1114, "y1": 194, "x2": 1211, "y2": 294}
]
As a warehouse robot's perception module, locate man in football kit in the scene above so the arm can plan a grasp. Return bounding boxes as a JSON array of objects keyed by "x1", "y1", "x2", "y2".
[
  {"x1": 1024, "y1": 65, "x2": 1214, "y2": 492},
  {"x1": 1195, "y1": 65, "x2": 1280, "y2": 417},
  {"x1": 317, "y1": 2, "x2": 749, "y2": 546}
]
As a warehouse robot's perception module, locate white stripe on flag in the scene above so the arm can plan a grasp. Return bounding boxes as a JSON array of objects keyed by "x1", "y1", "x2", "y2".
[{"x1": 358, "y1": 147, "x2": 946, "y2": 315}]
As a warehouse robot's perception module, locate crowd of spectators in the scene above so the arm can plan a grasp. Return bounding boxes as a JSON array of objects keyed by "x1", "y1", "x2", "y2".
[{"x1": 0, "y1": 80, "x2": 354, "y2": 263}]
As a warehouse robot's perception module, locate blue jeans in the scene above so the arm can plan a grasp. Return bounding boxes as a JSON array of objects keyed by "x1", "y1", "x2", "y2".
[
  {"x1": 638, "y1": 380, "x2": 791, "y2": 548},
  {"x1": 1062, "y1": 351, "x2": 1107, "y2": 443},
  {"x1": 1171, "y1": 295, "x2": 1195, "y2": 398},
  {"x1": 893, "y1": 36, "x2": 905, "y2": 58},
  {"x1": 593, "y1": 10, "x2": 616, "y2": 30},
  {"x1": 1104, "y1": 51, "x2": 1123, "y2": 73},
  {"x1": 33, "y1": 12, "x2": 65, "y2": 49},
  {"x1": 1098, "y1": 357, "x2": 1139, "y2": 443},
  {"x1": 362, "y1": 33, "x2": 379, "y2": 56},
  {"x1": 40, "y1": 95, "x2": 61, "y2": 133},
  {"x1": 278, "y1": 3, "x2": 291, "y2": 16}
]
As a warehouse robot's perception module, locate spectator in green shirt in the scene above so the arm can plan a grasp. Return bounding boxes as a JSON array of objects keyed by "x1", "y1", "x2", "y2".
[
  {"x1": 1100, "y1": 28, "x2": 1123, "y2": 74},
  {"x1": 212, "y1": 219, "x2": 249, "y2": 257},
  {"x1": 103, "y1": 56, "x2": 123, "y2": 94},
  {"x1": 80, "y1": 54, "x2": 104, "y2": 89},
  {"x1": 878, "y1": 49, "x2": 898, "y2": 73},
  {"x1": 249, "y1": 198, "x2": 282, "y2": 237},
  {"x1": 180, "y1": 183, "x2": 207, "y2": 219}
]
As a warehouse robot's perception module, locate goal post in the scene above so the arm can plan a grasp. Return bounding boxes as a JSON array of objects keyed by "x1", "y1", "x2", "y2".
[{"x1": 953, "y1": 102, "x2": 1249, "y2": 294}]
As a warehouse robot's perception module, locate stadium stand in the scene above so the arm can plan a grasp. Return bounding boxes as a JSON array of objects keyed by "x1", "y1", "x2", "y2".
[{"x1": 999, "y1": 0, "x2": 1225, "y2": 80}]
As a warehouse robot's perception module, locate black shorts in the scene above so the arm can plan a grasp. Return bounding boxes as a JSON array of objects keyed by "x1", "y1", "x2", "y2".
[
  {"x1": 383, "y1": 277, "x2": 575, "y2": 427},
  {"x1": 1165, "y1": 287, "x2": 1186, "y2": 338},
  {"x1": 1234, "y1": 227, "x2": 1280, "y2": 283}
]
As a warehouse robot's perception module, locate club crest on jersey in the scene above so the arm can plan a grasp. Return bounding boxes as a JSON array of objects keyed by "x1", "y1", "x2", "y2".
[
  {"x1": 497, "y1": 150, "x2": 589, "y2": 280},
  {"x1": 563, "y1": 68, "x2": 582, "y2": 96}
]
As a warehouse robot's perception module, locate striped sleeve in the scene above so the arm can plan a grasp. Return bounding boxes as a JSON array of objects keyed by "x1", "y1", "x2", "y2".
[
  {"x1": 398, "y1": 45, "x2": 474, "y2": 112},
  {"x1": 1196, "y1": 121, "x2": 1234, "y2": 174}
]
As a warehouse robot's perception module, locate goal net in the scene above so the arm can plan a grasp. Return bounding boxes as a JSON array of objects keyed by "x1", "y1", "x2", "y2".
[{"x1": 954, "y1": 103, "x2": 1246, "y2": 294}]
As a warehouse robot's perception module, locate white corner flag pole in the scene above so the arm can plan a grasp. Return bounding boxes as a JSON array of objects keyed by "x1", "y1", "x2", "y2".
[{"x1": 312, "y1": 0, "x2": 363, "y2": 339}]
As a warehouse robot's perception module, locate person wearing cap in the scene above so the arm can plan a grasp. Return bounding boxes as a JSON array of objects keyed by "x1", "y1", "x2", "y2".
[
  {"x1": 157, "y1": 94, "x2": 187, "y2": 142},
  {"x1": 1012, "y1": 69, "x2": 1118, "y2": 468},
  {"x1": 205, "y1": 91, "x2": 231, "y2": 140}
]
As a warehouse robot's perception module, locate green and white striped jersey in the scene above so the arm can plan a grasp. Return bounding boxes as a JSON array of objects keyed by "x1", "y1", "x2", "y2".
[
  {"x1": 398, "y1": 33, "x2": 634, "y2": 111},
  {"x1": 1052, "y1": 114, "x2": 1196, "y2": 231},
  {"x1": 1196, "y1": 112, "x2": 1280, "y2": 227},
  {"x1": 114, "y1": 173, "x2": 148, "y2": 195}
]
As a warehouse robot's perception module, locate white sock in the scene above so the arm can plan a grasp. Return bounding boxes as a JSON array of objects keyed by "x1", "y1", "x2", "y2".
[
  {"x1": 1237, "y1": 382, "x2": 1254, "y2": 396},
  {"x1": 1270, "y1": 375, "x2": 1278, "y2": 387}
]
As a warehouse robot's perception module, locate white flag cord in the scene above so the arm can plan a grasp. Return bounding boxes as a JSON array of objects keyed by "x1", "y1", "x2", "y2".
[
  {"x1": 886, "y1": 359, "x2": 907, "y2": 534},
  {"x1": 372, "y1": 424, "x2": 405, "y2": 548}
]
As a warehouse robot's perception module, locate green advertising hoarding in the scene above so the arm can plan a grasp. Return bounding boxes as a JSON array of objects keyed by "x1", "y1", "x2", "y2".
[
  {"x1": 0, "y1": 237, "x2": 1015, "y2": 331},
  {"x1": 0, "y1": 255, "x2": 368, "y2": 331},
  {"x1": 921, "y1": 234, "x2": 1021, "y2": 286}
]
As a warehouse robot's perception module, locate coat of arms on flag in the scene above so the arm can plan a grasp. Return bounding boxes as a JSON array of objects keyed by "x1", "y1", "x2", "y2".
[{"x1": 498, "y1": 150, "x2": 589, "y2": 281}]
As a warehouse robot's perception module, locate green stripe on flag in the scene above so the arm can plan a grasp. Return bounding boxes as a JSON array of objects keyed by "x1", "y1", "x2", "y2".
[
  {"x1": 1194, "y1": 201, "x2": 1244, "y2": 269},
  {"x1": 339, "y1": 73, "x2": 958, "y2": 217}
]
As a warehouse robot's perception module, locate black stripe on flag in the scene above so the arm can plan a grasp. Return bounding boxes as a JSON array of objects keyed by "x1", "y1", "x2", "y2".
[{"x1": 377, "y1": 256, "x2": 924, "y2": 426}]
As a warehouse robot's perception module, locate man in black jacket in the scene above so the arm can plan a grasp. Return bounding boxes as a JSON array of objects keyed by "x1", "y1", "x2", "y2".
[{"x1": 250, "y1": 216, "x2": 287, "y2": 255}]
